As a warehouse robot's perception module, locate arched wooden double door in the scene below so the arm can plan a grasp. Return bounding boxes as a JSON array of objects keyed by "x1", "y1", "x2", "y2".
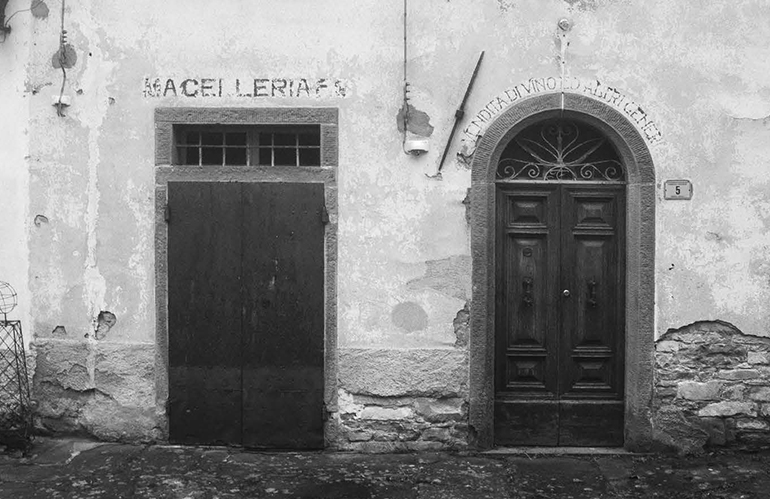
[{"x1": 494, "y1": 118, "x2": 626, "y2": 446}]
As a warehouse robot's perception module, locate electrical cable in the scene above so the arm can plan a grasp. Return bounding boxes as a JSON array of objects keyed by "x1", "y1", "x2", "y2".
[
  {"x1": 401, "y1": 0, "x2": 410, "y2": 153},
  {"x1": 56, "y1": 0, "x2": 66, "y2": 117}
]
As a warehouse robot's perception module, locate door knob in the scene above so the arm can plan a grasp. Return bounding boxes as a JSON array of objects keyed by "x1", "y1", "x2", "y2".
[{"x1": 563, "y1": 289, "x2": 570, "y2": 297}]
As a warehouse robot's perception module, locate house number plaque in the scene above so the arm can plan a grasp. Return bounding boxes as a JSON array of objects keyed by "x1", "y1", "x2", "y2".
[{"x1": 664, "y1": 180, "x2": 693, "y2": 200}]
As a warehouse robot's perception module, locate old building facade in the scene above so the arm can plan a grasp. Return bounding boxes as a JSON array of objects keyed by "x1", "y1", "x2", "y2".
[{"x1": 1, "y1": 0, "x2": 769, "y2": 452}]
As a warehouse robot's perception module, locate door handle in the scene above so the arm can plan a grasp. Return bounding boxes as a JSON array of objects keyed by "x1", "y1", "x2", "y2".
[
  {"x1": 587, "y1": 279, "x2": 598, "y2": 308},
  {"x1": 562, "y1": 289, "x2": 570, "y2": 297},
  {"x1": 522, "y1": 277, "x2": 534, "y2": 307}
]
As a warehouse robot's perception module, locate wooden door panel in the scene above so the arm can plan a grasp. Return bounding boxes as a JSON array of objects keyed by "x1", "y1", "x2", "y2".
[
  {"x1": 573, "y1": 197, "x2": 618, "y2": 228},
  {"x1": 559, "y1": 400, "x2": 624, "y2": 446},
  {"x1": 242, "y1": 367, "x2": 324, "y2": 449},
  {"x1": 241, "y1": 182, "x2": 325, "y2": 449},
  {"x1": 503, "y1": 234, "x2": 554, "y2": 395},
  {"x1": 504, "y1": 235, "x2": 550, "y2": 349},
  {"x1": 168, "y1": 367, "x2": 242, "y2": 445},
  {"x1": 168, "y1": 182, "x2": 243, "y2": 445},
  {"x1": 495, "y1": 400, "x2": 559, "y2": 446},
  {"x1": 505, "y1": 193, "x2": 552, "y2": 226},
  {"x1": 572, "y1": 236, "x2": 614, "y2": 347}
]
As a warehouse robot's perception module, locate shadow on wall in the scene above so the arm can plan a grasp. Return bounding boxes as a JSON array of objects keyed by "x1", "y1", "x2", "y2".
[{"x1": 654, "y1": 321, "x2": 770, "y2": 454}]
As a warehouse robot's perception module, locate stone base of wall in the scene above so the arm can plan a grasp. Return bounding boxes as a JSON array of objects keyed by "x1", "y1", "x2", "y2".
[
  {"x1": 328, "y1": 392, "x2": 468, "y2": 452},
  {"x1": 330, "y1": 348, "x2": 469, "y2": 451},
  {"x1": 31, "y1": 339, "x2": 162, "y2": 442},
  {"x1": 654, "y1": 321, "x2": 770, "y2": 454}
]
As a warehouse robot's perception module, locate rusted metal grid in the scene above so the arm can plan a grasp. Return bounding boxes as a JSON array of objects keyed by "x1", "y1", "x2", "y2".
[{"x1": 0, "y1": 319, "x2": 32, "y2": 449}]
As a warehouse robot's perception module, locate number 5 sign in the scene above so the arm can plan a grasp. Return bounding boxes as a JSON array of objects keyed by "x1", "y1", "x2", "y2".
[{"x1": 663, "y1": 180, "x2": 693, "y2": 200}]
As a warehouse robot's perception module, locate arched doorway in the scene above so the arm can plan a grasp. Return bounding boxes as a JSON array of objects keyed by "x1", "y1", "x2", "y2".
[
  {"x1": 468, "y1": 93, "x2": 655, "y2": 450},
  {"x1": 494, "y1": 117, "x2": 626, "y2": 446}
]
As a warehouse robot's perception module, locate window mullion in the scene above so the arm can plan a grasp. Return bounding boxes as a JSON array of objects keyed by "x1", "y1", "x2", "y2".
[
  {"x1": 295, "y1": 133, "x2": 300, "y2": 167},
  {"x1": 197, "y1": 132, "x2": 202, "y2": 167}
]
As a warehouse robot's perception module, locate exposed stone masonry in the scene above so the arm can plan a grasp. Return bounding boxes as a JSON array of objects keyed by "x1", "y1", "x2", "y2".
[
  {"x1": 654, "y1": 321, "x2": 770, "y2": 453},
  {"x1": 330, "y1": 390, "x2": 468, "y2": 452},
  {"x1": 332, "y1": 349, "x2": 469, "y2": 451}
]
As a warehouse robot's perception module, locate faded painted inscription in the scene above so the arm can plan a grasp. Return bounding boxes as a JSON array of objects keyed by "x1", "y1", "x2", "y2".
[
  {"x1": 143, "y1": 77, "x2": 349, "y2": 99},
  {"x1": 461, "y1": 76, "x2": 662, "y2": 157}
]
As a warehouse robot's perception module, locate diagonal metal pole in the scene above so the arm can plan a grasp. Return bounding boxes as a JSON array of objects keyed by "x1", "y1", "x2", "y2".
[{"x1": 428, "y1": 51, "x2": 484, "y2": 179}]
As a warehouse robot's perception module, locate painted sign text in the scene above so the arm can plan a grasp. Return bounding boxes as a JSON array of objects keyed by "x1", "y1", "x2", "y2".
[
  {"x1": 143, "y1": 77, "x2": 349, "y2": 99},
  {"x1": 461, "y1": 76, "x2": 662, "y2": 156}
]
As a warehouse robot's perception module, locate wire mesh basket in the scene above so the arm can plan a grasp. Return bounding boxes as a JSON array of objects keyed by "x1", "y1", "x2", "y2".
[{"x1": 0, "y1": 281, "x2": 32, "y2": 450}]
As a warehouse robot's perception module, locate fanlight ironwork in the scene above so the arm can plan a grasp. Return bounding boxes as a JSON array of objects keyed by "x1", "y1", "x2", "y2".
[{"x1": 496, "y1": 119, "x2": 624, "y2": 182}]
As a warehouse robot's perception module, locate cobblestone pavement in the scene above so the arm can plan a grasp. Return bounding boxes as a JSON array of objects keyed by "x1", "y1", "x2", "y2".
[{"x1": 1, "y1": 439, "x2": 769, "y2": 498}]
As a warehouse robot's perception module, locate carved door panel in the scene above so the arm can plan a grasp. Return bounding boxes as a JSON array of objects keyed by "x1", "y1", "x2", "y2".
[{"x1": 495, "y1": 184, "x2": 625, "y2": 446}]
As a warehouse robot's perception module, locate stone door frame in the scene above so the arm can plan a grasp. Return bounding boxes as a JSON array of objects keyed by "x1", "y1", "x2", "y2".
[
  {"x1": 153, "y1": 107, "x2": 339, "y2": 441},
  {"x1": 468, "y1": 93, "x2": 656, "y2": 450}
]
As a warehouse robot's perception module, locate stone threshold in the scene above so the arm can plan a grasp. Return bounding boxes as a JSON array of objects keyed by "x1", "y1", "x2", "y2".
[{"x1": 484, "y1": 447, "x2": 642, "y2": 456}]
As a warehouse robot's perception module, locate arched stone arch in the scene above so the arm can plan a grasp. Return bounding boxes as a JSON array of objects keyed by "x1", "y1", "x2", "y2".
[{"x1": 468, "y1": 92, "x2": 655, "y2": 450}]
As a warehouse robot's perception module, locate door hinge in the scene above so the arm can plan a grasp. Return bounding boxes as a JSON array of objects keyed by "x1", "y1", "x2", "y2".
[
  {"x1": 164, "y1": 204, "x2": 170, "y2": 223},
  {"x1": 321, "y1": 205, "x2": 330, "y2": 224}
]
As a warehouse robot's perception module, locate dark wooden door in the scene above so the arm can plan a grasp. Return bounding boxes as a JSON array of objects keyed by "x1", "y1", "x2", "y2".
[
  {"x1": 494, "y1": 183, "x2": 625, "y2": 446},
  {"x1": 168, "y1": 181, "x2": 325, "y2": 449}
]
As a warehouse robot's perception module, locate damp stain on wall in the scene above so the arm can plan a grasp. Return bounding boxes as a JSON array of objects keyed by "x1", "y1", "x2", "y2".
[
  {"x1": 391, "y1": 301, "x2": 429, "y2": 332},
  {"x1": 407, "y1": 256, "x2": 471, "y2": 301}
]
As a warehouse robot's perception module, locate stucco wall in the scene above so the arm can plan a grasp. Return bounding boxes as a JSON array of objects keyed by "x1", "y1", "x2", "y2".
[
  {"x1": 0, "y1": 0, "x2": 32, "y2": 344},
  {"x1": 4, "y1": 0, "x2": 770, "y2": 445}
]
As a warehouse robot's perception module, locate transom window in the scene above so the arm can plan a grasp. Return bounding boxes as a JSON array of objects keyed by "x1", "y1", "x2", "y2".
[
  {"x1": 174, "y1": 125, "x2": 321, "y2": 167},
  {"x1": 496, "y1": 119, "x2": 624, "y2": 182}
]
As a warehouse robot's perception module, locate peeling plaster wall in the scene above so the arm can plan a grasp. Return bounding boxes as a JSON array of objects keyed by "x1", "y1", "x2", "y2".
[
  {"x1": 0, "y1": 0, "x2": 32, "y2": 344},
  {"x1": 10, "y1": 0, "x2": 770, "y2": 444}
]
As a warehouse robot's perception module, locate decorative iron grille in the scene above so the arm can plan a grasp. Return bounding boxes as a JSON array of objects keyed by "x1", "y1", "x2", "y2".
[
  {"x1": 496, "y1": 119, "x2": 624, "y2": 182},
  {"x1": 0, "y1": 282, "x2": 32, "y2": 450}
]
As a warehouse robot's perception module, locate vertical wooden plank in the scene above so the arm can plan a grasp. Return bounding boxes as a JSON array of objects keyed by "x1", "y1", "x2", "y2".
[
  {"x1": 167, "y1": 182, "x2": 243, "y2": 445},
  {"x1": 241, "y1": 182, "x2": 325, "y2": 449}
]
